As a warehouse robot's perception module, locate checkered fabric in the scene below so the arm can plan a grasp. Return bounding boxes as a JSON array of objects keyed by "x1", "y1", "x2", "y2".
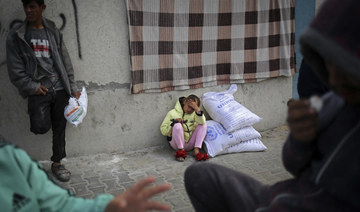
[{"x1": 126, "y1": 0, "x2": 296, "y2": 94}]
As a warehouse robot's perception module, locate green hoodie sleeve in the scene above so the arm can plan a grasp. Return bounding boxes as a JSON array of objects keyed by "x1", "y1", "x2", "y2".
[
  {"x1": 160, "y1": 110, "x2": 174, "y2": 137},
  {"x1": 0, "y1": 143, "x2": 114, "y2": 212},
  {"x1": 194, "y1": 111, "x2": 206, "y2": 125}
]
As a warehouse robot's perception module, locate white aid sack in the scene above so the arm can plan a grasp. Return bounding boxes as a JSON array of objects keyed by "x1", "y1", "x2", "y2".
[
  {"x1": 221, "y1": 138, "x2": 267, "y2": 155},
  {"x1": 204, "y1": 120, "x2": 262, "y2": 157},
  {"x1": 64, "y1": 87, "x2": 88, "y2": 127},
  {"x1": 202, "y1": 84, "x2": 262, "y2": 133}
]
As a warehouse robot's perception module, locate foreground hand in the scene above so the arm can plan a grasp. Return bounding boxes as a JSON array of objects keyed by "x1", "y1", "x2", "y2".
[
  {"x1": 72, "y1": 91, "x2": 81, "y2": 99},
  {"x1": 35, "y1": 85, "x2": 48, "y2": 95},
  {"x1": 105, "y1": 177, "x2": 171, "y2": 212},
  {"x1": 287, "y1": 99, "x2": 318, "y2": 144}
]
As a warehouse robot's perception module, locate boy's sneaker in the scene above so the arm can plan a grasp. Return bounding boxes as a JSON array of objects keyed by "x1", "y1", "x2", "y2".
[{"x1": 51, "y1": 163, "x2": 71, "y2": 182}]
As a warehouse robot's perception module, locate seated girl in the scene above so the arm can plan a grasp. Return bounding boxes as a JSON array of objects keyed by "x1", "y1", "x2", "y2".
[{"x1": 160, "y1": 95, "x2": 208, "y2": 162}]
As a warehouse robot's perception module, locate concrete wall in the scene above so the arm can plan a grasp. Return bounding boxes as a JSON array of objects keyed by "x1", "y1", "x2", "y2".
[{"x1": 0, "y1": 0, "x2": 292, "y2": 160}]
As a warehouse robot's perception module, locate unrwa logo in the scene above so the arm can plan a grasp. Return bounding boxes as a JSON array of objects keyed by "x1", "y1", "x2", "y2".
[
  {"x1": 205, "y1": 126, "x2": 217, "y2": 141},
  {"x1": 217, "y1": 99, "x2": 233, "y2": 109}
]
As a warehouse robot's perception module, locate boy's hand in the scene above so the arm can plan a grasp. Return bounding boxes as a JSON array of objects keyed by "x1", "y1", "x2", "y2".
[
  {"x1": 105, "y1": 177, "x2": 171, "y2": 212},
  {"x1": 36, "y1": 85, "x2": 48, "y2": 95},
  {"x1": 287, "y1": 99, "x2": 318, "y2": 144},
  {"x1": 72, "y1": 91, "x2": 81, "y2": 99}
]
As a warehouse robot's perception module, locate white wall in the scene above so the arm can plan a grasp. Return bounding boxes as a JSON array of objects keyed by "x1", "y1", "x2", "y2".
[{"x1": 0, "y1": 0, "x2": 292, "y2": 160}]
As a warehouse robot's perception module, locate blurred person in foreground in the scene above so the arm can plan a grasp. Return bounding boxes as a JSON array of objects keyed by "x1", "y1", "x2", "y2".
[
  {"x1": 297, "y1": 59, "x2": 329, "y2": 99},
  {"x1": 184, "y1": 0, "x2": 360, "y2": 211},
  {"x1": 0, "y1": 141, "x2": 170, "y2": 212}
]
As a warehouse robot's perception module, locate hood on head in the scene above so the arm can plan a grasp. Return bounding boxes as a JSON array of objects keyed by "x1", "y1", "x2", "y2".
[
  {"x1": 300, "y1": 0, "x2": 360, "y2": 85},
  {"x1": 174, "y1": 97, "x2": 185, "y2": 113}
]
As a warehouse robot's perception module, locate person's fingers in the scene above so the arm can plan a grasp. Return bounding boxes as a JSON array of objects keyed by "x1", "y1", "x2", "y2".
[
  {"x1": 37, "y1": 85, "x2": 48, "y2": 95},
  {"x1": 40, "y1": 85, "x2": 48, "y2": 92},
  {"x1": 141, "y1": 183, "x2": 170, "y2": 199},
  {"x1": 287, "y1": 99, "x2": 310, "y2": 109},
  {"x1": 287, "y1": 103, "x2": 316, "y2": 123},
  {"x1": 130, "y1": 177, "x2": 156, "y2": 194},
  {"x1": 114, "y1": 198, "x2": 127, "y2": 209},
  {"x1": 287, "y1": 98, "x2": 295, "y2": 106},
  {"x1": 289, "y1": 117, "x2": 317, "y2": 132},
  {"x1": 105, "y1": 196, "x2": 127, "y2": 212},
  {"x1": 290, "y1": 127, "x2": 318, "y2": 142},
  {"x1": 39, "y1": 88, "x2": 46, "y2": 95},
  {"x1": 145, "y1": 200, "x2": 171, "y2": 211},
  {"x1": 287, "y1": 110, "x2": 316, "y2": 124}
]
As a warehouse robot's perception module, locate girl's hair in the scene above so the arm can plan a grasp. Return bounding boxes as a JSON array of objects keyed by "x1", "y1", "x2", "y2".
[
  {"x1": 186, "y1": 94, "x2": 201, "y2": 107},
  {"x1": 22, "y1": 0, "x2": 45, "y2": 6}
]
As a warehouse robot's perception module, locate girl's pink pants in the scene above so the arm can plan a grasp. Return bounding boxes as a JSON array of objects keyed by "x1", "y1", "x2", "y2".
[{"x1": 170, "y1": 123, "x2": 207, "y2": 151}]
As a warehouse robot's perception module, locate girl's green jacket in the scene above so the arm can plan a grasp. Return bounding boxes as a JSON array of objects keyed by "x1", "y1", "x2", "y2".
[{"x1": 160, "y1": 97, "x2": 206, "y2": 142}]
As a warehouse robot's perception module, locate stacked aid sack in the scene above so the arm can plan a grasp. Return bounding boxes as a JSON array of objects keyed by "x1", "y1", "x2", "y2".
[{"x1": 201, "y1": 84, "x2": 267, "y2": 157}]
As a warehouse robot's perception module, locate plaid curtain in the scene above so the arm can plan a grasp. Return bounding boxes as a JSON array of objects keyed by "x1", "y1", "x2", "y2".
[{"x1": 126, "y1": 0, "x2": 296, "y2": 94}]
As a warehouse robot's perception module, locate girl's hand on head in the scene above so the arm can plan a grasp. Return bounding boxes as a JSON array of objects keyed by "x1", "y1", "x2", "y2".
[{"x1": 188, "y1": 101, "x2": 200, "y2": 113}]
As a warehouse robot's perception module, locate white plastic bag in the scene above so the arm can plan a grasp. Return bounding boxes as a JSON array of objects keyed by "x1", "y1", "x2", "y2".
[
  {"x1": 64, "y1": 87, "x2": 88, "y2": 127},
  {"x1": 202, "y1": 84, "x2": 261, "y2": 133},
  {"x1": 204, "y1": 120, "x2": 262, "y2": 157}
]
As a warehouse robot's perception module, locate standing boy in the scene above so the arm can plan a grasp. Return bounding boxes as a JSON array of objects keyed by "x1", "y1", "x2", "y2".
[{"x1": 6, "y1": 0, "x2": 81, "y2": 182}]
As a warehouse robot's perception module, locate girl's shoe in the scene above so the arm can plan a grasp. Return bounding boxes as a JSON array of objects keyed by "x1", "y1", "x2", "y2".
[
  {"x1": 174, "y1": 150, "x2": 187, "y2": 162},
  {"x1": 195, "y1": 152, "x2": 209, "y2": 161}
]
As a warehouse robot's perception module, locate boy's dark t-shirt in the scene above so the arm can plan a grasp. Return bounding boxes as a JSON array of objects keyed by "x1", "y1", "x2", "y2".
[{"x1": 25, "y1": 27, "x2": 64, "y2": 91}]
